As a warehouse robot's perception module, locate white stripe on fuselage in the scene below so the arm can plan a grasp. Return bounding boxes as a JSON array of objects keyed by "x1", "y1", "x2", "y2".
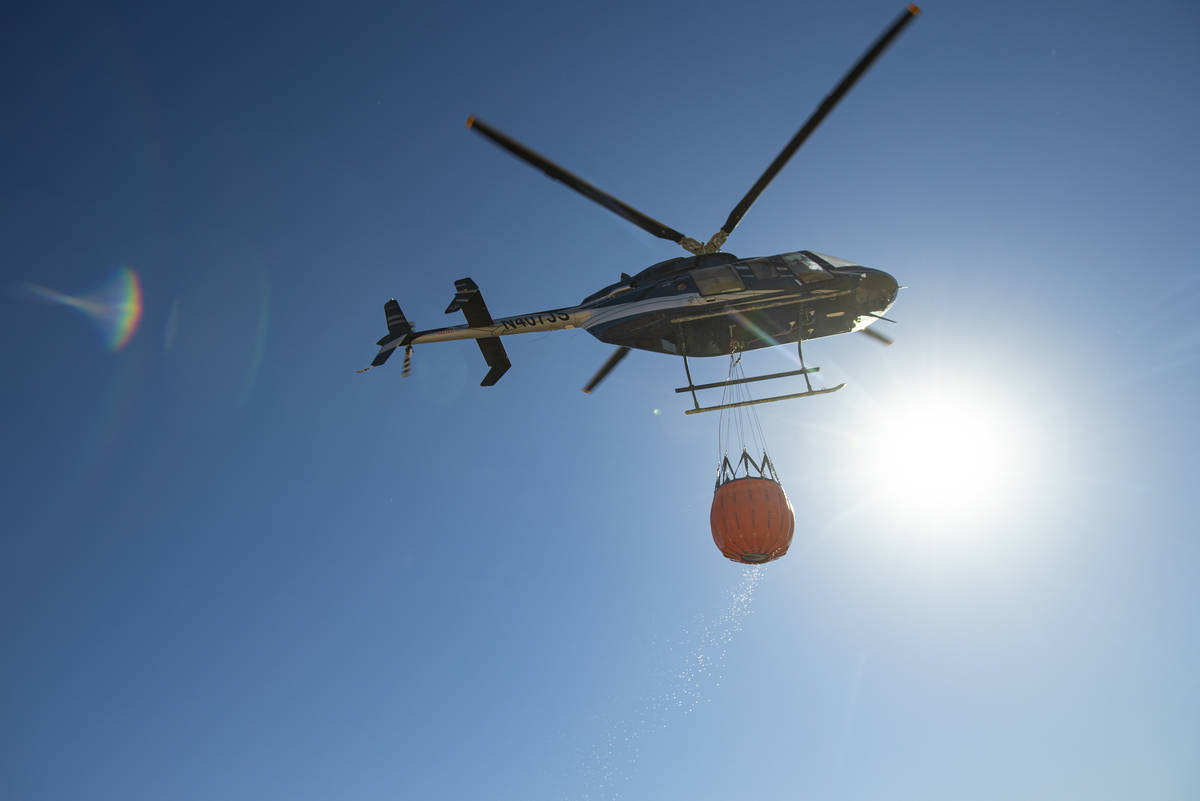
[
  {"x1": 581, "y1": 289, "x2": 793, "y2": 331},
  {"x1": 396, "y1": 288, "x2": 797, "y2": 352},
  {"x1": 583, "y1": 293, "x2": 701, "y2": 329}
]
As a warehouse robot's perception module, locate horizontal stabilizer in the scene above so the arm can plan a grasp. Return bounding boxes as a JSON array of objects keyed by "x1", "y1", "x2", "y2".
[
  {"x1": 443, "y1": 277, "x2": 511, "y2": 385},
  {"x1": 444, "y1": 277, "x2": 495, "y2": 327},
  {"x1": 476, "y1": 336, "x2": 511, "y2": 386}
]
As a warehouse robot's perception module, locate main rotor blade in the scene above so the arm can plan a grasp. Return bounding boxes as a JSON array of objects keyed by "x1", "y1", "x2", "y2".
[
  {"x1": 715, "y1": 5, "x2": 921, "y2": 244},
  {"x1": 582, "y1": 346, "x2": 632, "y2": 394},
  {"x1": 860, "y1": 327, "x2": 894, "y2": 346},
  {"x1": 467, "y1": 117, "x2": 699, "y2": 251}
]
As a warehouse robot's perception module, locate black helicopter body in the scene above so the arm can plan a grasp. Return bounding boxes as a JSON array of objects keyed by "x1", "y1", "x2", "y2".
[
  {"x1": 577, "y1": 251, "x2": 898, "y2": 358},
  {"x1": 364, "y1": 6, "x2": 920, "y2": 411}
]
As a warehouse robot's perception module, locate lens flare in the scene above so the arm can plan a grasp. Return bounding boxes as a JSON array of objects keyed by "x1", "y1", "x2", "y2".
[
  {"x1": 727, "y1": 310, "x2": 780, "y2": 349},
  {"x1": 25, "y1": 267, "x2": 143, "y2": 350}
]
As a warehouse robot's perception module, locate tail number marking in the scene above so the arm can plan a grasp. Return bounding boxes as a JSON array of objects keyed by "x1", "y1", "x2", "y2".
[{"x1": 500, "y1": 312, "x2": 570, "y2": 331}]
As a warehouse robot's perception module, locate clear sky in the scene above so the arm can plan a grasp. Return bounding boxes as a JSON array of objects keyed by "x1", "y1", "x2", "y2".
[{"x1": 3, "y1": 1, "x2": 1198, "y2": 799}]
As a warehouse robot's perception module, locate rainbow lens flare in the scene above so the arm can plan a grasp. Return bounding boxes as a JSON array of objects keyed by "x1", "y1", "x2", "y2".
[{"x1": 25, "y1": 267, "x2": 144, "y2": 350}]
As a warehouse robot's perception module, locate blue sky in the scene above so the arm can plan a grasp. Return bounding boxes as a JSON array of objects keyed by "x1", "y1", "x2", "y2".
[{"x1": 3, "y1": 1, "x2": 1198, "y2": 799}]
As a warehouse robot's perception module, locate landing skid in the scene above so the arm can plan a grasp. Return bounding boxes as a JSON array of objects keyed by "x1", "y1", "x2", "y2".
[{"x1": 676, "y1": 337, "x2": 844, "y2": 415}]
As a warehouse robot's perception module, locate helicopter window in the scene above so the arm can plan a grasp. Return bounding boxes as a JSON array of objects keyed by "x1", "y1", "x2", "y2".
[
  {"x1": 693, "y1": 265, "x2": 745, "y2": 296},
  {"x1": 748, "y1": 261, "x2": 780, "y2": 280},
  {"x1": 780, "y1": 252, "x2": 834, "y2": 284},
  {"x1": 808, "y1": 251, "x2": 860, "y2": 269}
]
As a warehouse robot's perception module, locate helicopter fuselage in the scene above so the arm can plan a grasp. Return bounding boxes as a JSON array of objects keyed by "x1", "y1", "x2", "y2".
[{"x1": 407, "y1": 250, "x2": 898, "y2": 358}]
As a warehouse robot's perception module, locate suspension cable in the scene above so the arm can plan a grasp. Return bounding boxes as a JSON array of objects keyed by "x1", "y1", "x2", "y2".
[{"x1": 716, "y1": 344, "x2": 778, "y2": 485}]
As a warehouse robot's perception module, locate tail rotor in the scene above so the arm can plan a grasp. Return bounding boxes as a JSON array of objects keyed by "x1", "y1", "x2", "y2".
[{"x1": 359, "y1": 299, "x2": 415, "y2": 373}]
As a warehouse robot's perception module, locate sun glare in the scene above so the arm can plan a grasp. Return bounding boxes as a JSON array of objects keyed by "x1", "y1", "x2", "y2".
[{"x1": 857, "y1": 385, "x2": 1027, "y2": 530}]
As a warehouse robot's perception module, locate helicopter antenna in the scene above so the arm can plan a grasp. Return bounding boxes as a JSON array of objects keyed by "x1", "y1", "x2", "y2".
[{"x1": 704, "y1": 4, "x2": 922, "y2": 254}]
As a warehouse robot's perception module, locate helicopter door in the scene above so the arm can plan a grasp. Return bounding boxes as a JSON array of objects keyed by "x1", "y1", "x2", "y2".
[{"x1": 692, "y1": 265, "x2": 746, "y2": 296}]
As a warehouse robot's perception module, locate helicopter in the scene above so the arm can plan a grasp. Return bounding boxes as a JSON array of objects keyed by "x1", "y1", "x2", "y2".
[{"x1": 363, "y1": 5, "x2": 920, "y2": 414}]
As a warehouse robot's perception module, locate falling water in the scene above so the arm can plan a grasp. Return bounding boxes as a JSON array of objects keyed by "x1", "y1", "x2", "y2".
[{"x1": 579, "y1": 566, "x2": 765, "y2": 800}]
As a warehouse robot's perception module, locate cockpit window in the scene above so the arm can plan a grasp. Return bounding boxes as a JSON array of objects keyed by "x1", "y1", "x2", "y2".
[
  {"x1": 808, "y1": 251, "x2": 860, "y2": 269},
  {"x1": 780, "y1": 252, "x2": 834, "y2": 284},
  {"x1": 748, "y1": 260, "x2": 781, "y2": 280},
  {"x1": 692, "y1": 265, "x2": 745, "y2": 296}
]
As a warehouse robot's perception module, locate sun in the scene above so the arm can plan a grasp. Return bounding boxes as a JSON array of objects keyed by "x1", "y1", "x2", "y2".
[{"x1": 854, "y1": 383, "x2": 1028, "y2": 529}]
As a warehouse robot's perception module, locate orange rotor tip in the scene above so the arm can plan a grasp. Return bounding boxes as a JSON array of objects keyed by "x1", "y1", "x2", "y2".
[
  {"x1": 466, "y1": 115, "x2": 475, "y2": 128},
  {"x1": 907, "y1": 3, "x2": 921, "y2": 14}
]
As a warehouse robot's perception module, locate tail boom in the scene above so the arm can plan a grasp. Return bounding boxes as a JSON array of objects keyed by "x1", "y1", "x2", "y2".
[
  {"x1": 364, "y1": 275, "x2": 589, "y2": 384},
  {"x1": 409, "y1": 307, "x2": 588, "y2": 345}
]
